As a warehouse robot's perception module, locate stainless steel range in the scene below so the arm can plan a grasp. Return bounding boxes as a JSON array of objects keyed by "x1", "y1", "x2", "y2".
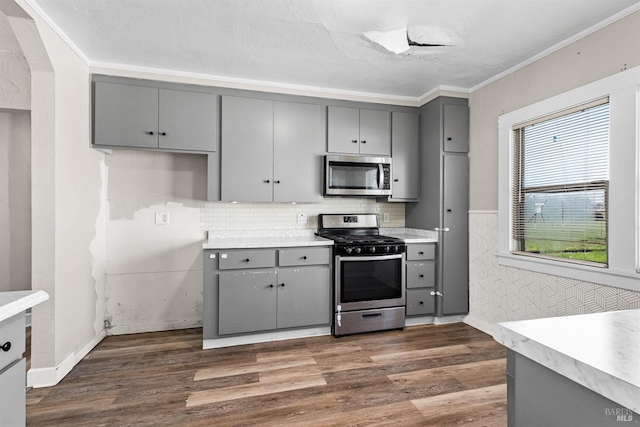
[{"x1": 318, "y1": 214, "x2": 406, "y2": 337}]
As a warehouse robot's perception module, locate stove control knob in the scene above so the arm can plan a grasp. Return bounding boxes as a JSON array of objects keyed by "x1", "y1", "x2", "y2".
[
  {"x1": 385, "y1": 246, "x2": 391, "y2": 253},
  {"x1": 392, "y1": 245, "x2": 398, "y2": 252},
  {"x1": 369, "y1": 246, "x2": 376, "y2": 253},
  {"x1": 354, "y1": 247, "x2": 362, "y2": 254},
  {"x1": 345, "y1": 247, "x2": 353, "y2": 255}
]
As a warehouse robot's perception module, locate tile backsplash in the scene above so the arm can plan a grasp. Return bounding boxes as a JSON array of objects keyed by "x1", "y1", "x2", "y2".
[{"x1": 201, "y1": 199, "x2": 405, "y2": 231}]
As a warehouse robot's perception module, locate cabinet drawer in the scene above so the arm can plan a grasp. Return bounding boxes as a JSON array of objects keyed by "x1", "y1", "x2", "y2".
[
  {"x1": 278, "y1": 247, "x2": 331, "y2": 267},
  {"x1": 218, "y1": 250, "x2": 276, "y2": 270},
  {"x1": 406, "y1": 244, "x2": 435, "y2": 261},
  {"x1": 0, "y1": 358, "x2": 25, "y2": 427},
  {"x1": 406, "y1": 262, "x2": 435, "y2": 288},
  {"x1": 0, "y1": 313, "x2": 25, "y2": 371},
  {"x1": 406, "y1": 289, "x2": 435, "y2": 316}
]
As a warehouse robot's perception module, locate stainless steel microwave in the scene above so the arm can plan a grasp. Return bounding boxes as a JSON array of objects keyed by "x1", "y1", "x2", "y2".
[{"x1": 324, "y1": 155, "x2": 392, "y2": 196}]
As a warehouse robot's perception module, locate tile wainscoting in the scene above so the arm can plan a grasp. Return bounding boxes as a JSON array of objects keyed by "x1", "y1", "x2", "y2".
[
  {"x1": 466, "y1": 211, "x2": 640, "y2": 334},
  {"x1": 201, "y1": 198, "x2": 405, "y2": 231}
]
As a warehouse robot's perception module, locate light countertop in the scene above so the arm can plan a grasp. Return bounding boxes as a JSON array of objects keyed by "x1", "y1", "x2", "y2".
[
  {"x1": 493, "y1": 309, "x2": 640, "y2": 413},
  {"x1": 0, "y1": 290, "x2": 49, "y2": 323},
  {"x1": 203, "y1": 230, "x2": 333, "y2": 249},
  {"x1": 203, "y1": 227, "x2": 437, "y2": 249}
]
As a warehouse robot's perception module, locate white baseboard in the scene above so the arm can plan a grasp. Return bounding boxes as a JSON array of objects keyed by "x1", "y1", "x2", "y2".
[
  {"x1": 108, "y1": 319, "x2": 202, "y2": 336},
  {"x1": 434, "y1": 315, "x2": 466, "y2": 324},
  {"x1": 463, "y1": 315, "x2": 495, "y2": 335},
  {"x1": 27, "y1": 328, "x2": 107, "y2": 388},
  {"x1": 404, "y1": 316, "x2": 436, "y2": 326},
  {"x1": 203, "y1": 327, "x2": 331, "y2": 349}
]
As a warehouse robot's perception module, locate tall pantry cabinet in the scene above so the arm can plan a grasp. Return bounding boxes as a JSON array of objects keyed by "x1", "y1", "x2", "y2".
[{"x1": 405, "y1": 96, "x2": 469, "y2": 316}]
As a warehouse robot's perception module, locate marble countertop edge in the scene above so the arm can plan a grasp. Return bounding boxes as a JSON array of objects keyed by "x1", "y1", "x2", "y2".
[
  {"x1": 0, "y1": 290, "x2": 49, "y2": 323},
  {"x1": 493, "y1": 321, "x2": 640, "y2": 414}
]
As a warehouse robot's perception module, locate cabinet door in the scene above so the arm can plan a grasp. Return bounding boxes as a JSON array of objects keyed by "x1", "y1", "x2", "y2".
[
  {"x1": 327, "y1": 106, "x2": 360, "y2": 154},
  {"x1": 218, "y1": 270, "x2": 277, "y2": 335},
  {"x1": 406, "y1": 289, "x2": 435, "y2": 316},
  {"x1": 406, "y1": 262, "x2": 435, "y2": 289},
  {"x1": 390, "y1": 112, "x2": 419, "y2": 200},
  {"x1": 443, "y1": 104, "x2": 469, "y2": 153},
  {"x1": 273, "y1": 101, "x2": 323, "y2": 202},
  {"x1": 0, "y1": 358, "x2": 25, "y2": 427},
  {"x1": 93, "y1": 82, "x2": 159, "y2": 148},
  {"x1": 276, "y1": 267, "x2": 330, "y2": 329},
  {"x1": 441, "y1": 154, "x2": 469, "y2": 314},
  {"x1": 158, "y1": 89, "x2": 217, "y2": 152},
  {"x1": 359, "y1": 109, "x2": 391, "y2": 156},
  {"x1": 221, "y1": 96, "x2": 274, "y2": 202}
]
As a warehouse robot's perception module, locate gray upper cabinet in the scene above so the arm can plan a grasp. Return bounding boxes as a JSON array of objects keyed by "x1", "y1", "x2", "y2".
[
  {"x1": 93, "y1": 81, "x2": 216, "y2": 152},
  {"x1": 327, "y1": 106, "x2": 391, "y2": 156},
  {"x1": 94, "y1": 82, "x2": 159, "y2": 149},
  {"x1": 389, "y1": 111, "x2": 419, "y2": 201},
  {"x1": 221, "y1": 95, "x2": 323, "y2": 203},
  {"x1": 443, "y1": 104, "x2": 469, "y2": 153},
  {"x1": 221, "y1": 96, "x2": 274, "y2": 202},
  {"x1": 157, "y1": 89, "x2": 217, "y2": 151}
]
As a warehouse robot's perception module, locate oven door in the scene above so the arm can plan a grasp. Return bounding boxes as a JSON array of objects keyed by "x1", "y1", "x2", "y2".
[{"x1": 335, "y1": 253, "x2": 406, "y2": 311}]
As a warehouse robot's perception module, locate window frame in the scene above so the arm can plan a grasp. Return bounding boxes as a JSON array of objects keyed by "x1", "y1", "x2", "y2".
[{"x1": 497, "y1": 66, "x2": 640, "y2": 293}]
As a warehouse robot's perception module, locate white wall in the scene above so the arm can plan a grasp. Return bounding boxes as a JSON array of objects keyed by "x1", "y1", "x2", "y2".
[
  {"x1": 8, "y1": 0, "x2": 108, "y2": 386},
  {"x1": 465, "y1": 10, "x2": 640, "y2": 332},
  {"x1": 0, "y1": 111, "x2": 31, "y2": 292}
]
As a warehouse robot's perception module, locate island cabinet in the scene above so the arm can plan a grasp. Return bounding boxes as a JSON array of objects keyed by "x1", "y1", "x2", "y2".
[
  {"x1": 327, "y1": 106, "x2": 391, "y2": 156},
  {"x1": 221, "y1": 96, "x2": 324, "y2": 203},
  {"x1": 405, "y1": 96, "x2": 469, "y2": 316},
  {"x1": 93, "y1": 81, "x2": 217, "y2": 151},
  {"x1": 204, "y1": 247, "x2": 331, "y2": 343},
  {"x1": 0, "y1": 312, "x2": 26, "y2": 426},
  {"x1": 405, "y1": 243, "x2": 436, "y2": 316},
  {"x1": 389, "y1": 111, "x2": 420, "y2": 201}
]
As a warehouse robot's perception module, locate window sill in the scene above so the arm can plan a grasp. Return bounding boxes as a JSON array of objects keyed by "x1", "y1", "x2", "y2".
[{"x1": 496, "y1": 252, "x2": 640, "y2": 293}]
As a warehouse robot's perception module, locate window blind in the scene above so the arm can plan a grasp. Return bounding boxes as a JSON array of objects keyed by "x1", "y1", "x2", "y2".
[{"x1": 511, "y1": 98, "x2": 610, "y2": 266}]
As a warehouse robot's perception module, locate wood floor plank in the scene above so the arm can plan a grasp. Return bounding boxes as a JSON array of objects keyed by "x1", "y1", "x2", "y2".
[{"x1": 26, "y1": 324, "x2": 507, "y2": 426}]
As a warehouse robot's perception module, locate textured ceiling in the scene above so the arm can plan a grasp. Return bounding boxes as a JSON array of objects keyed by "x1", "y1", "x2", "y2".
[{"x1": 24, "y1": 0, "x2": 640, "y2": 99}]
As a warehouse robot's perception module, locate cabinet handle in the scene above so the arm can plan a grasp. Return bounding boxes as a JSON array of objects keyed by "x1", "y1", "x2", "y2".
[
  {"x1": 419, "y1": 274, "x2": 424, "y2": 278},
  {"x1": 361, "y1": 140, "x2": 367, "y2": 143},
  {"x1": 263, "y1": 180, "x2": 270, "y2": 183},
  {"x1": 160, "y1": 132, "x2": 167, "y2": 136},
  {"x1": 269, "y1": 284, "x2": 274, "y2": 288},
  {"x1": 418, "y1": 251, "x2": 424, "y2": 255},
  {"x1": 447, "y1": 137, "x2": 452, "y2": 141},
  {"x1": 146, "y1": 131, "x2": 154, "y2": 135},
  {"x1": 419, "y1": 301, "x2": 424, "y2": 305},
  {"x1": 351, "y1": 140, "x2": 358, "y2": 143},
  {"x1": 302, "y1": 256, "x2": 307, "y2": 260},
  {"x1": 394, "y1": 179, "x2": 399, "y2": 182},
  {"x1": 1, "y1": 342, "x2": 11, "y2": 352},
  {"x1": 243, "y1": 258, "x2": 250, "y2": 263},
  {"x1": 274, "y1": 180, "x2": 281, "y2": 184},
  {"x1": 447, "y1": 209, "x2": 452, "y2": 212},
  {"x1": 280, "y1": 283, "x2": 285, "y2": 287}
]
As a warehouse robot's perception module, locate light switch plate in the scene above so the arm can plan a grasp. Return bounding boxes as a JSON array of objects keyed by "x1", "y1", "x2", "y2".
[
  {"x1": 297, "y1": 213, "x2": 307, "y2": 224},
  {"x1": 155, "y1": 212, "x2": 170, "y2": 225},
  {"x1": 383, "y1": 213, "x2": 390, "y2": 223}
]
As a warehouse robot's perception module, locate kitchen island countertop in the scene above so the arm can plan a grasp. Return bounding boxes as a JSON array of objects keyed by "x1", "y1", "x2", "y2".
[
  {"x1": 0, "y1": 290, "x2": 49, "y2": 322},
  {"x1": 493, "y1": 309, "x2": 640, "y2": 414}
]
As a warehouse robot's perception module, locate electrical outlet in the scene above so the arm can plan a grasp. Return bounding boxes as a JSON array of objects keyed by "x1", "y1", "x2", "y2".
[
  {"x1": 383, "y1": 213, "x2": 390, "y2": 223},
  {"x1": 297, "y1": 213, "x2": 307, "y2": 224},
  {"x1": 155, "y1": 212, "x2": 170, "y2": 225}
]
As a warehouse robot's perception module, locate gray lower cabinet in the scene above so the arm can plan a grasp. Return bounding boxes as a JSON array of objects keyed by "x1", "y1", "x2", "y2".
[
  {"x1": 204, "y1": 247, "x2": 331, "y2": 340},
  {"x1": 405, "y1": 243, "x2": 436, "y2": 316},
  {"x1": 0, "y1": 312, "x2": 26, "y2": 426},
  {"x1": 221, "y1": 96, "x2": 323, "y2": 202},
  {"x1": 93, "y1": 81, "x2": 217, "y2": 151},
  {"x1": 389, "y1": 111, "x2": 420, "y2": 201},
  {"x1": 405, "y1": 96, "x2": 469, "y2": 316},
  {"x1": 327, "y1": 106, "x2": 391, "y2": 156}
]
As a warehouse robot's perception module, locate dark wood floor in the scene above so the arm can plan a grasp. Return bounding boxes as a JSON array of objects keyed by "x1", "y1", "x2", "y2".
[{"x1": 26, "y1": 323, "x2": 507, "y2": 426}]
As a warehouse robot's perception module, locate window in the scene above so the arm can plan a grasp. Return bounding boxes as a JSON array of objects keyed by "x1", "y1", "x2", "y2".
[{"x1": 511, "y1": 98, "x2": 610, "y2": 266}]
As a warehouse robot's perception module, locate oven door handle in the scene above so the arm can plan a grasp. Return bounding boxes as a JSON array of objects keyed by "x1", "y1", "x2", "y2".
[{"x1": 337, "y1": 254, "x2": 404, "y2": 262}]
